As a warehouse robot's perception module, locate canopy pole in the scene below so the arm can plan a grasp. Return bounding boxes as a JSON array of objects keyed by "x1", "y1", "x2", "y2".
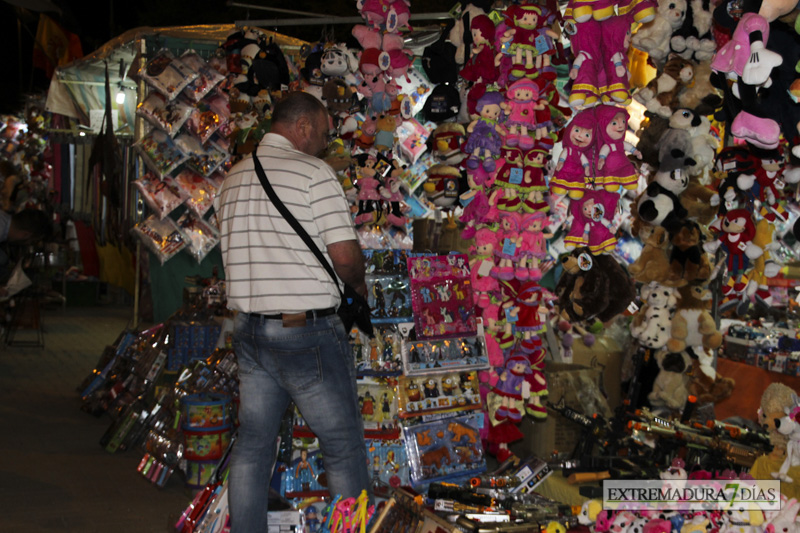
[{"x1": 132, "y1": 36, "x2": 146, "y2": 330}]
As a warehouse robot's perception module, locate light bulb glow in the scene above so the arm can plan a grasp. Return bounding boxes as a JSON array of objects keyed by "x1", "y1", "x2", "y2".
[{"x1": 115, "y1": 90, "x2": 126, "y2": 105}]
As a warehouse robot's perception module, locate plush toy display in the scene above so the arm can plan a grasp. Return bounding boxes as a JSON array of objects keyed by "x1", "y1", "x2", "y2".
[
  {"x1": 631, "y1": 0, "x2": 688, "y2": 67},
  {"x1": 550, "y1": 108, "x2": 595, "y2": 198},
  {"x1": 666, "y1": 283, "x2": 722, "y2": 353},
  {"x1": 634, "y1": 54, "x2": 696, "y2": 117},
  {"x1": 636, "y1": 166, "x2": 690, "y2": 233},
  {"x1": 630, "y1": 282, "x2": 677, "y2": 349},
  {"x1": 648, "y1": 349, "x2": 691, "y2": 412}
]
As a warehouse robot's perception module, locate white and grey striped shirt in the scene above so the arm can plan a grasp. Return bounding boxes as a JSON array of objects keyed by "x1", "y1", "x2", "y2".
[{"x1": 214, "y1": 133, "x2": 357, "y2": 314}]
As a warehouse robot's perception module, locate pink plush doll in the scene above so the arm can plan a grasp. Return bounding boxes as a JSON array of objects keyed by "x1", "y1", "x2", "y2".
[
  {"x1": 465, "y1": 91, "x2": 506, "y2": 173},
  {"x1": 354, "y1": 154, "x2": 382, "y2": 225},
  {"x1": 522, "y1": 143, "x2": 550, "y2": 213},
  {"x1": 470, "y1": 228, "x2": 501, "y2": 308},
  {"x1": 567, "y1": 19, "x2": 603, "y2": 108},
  {"x1": 564, "y1": 0, "x2": 615, "y2": 24},
  {"x1": 518, "y1": 212, "x2": 553, "y2": 280},
  {"x1": 550, "y1": 108, "x2": 596, "y2": 199},
  {"x1": 379, "y1": 175, "x2": 407, "y2": 228},
  {"x1": 594, "y1": 104, "x2": 641, "y2": 192},
  {"x1": 360, "y1": 0, "x2": 411, "y2": 32},
  {"x1": 460, "y1": 166, "x2": 498, "y2": 240},
  {"x1": 493, "y1": 212, "x2": 522, "y2": 280},
  {"x1": 599, "y1": 14, "x2": 634, "y2": 105},
  {"x1": 490, "y1": 146, "x2": 525, "y2": 212},
  {"x1": 460, "y1": 14, "x2": 499, "y2": 85},
  {"x1": 497, "y1": 4, "x2": 544, "y2": 78},
  {"x1": 501, "y1": 78, "x2": 541, "y2": 150},
  {"x1": 563, "y1": 188, "x2": 619, "y2": 254}
]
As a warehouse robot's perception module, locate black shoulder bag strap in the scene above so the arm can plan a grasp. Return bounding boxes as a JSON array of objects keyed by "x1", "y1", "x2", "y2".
[{"x1": 250, "y1": 151, "x2": 345, "y2": 302}]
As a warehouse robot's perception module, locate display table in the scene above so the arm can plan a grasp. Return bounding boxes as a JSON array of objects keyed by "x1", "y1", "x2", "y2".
[{"x1": 715, "y1": 357, "x2": 800, "y2": 420}]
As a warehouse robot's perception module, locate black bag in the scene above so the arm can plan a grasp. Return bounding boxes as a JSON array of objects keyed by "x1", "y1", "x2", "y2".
[{"x1": 252, "y1": 152, "x2": 374, "y2": 337}]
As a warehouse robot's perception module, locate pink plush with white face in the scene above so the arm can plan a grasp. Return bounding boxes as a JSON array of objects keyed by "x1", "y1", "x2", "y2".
[
  {"x1": 570, "y1": 125, "x2": 593, "y2": 147},
  {"x1": 607, "y1": 112, "x2": 627, "y2": 140}
]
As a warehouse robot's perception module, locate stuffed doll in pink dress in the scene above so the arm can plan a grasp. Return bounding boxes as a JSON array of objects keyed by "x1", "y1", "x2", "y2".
[
  {"x1": 517, "y1": 212, "x2": 553, "y2": 281},
  {"x1": 493, "y1": 212, "x2": 522, "y2": 280},
  {"x1": 490, "y1": 146, "x2": 525, "y2": 212},
  {"x1": 599, "y1": 14, "x2": 634, "y2": 105},
  {"x1": 460, "y1": 14, "x2": 499, "y2": 85},
  {"x1": 497, "y1": 4, "x2": 544, "y2": 78},
  {"x1": 567, "y1": 18, "x2": 603, "y2": 108},
  {"x1": 460, "y1": 166, "x2": 498, "y2": 240},
  {"x1": 550, "y1": 108, "x2": 596, "y2": 199},
  {"x1": 563, "y1": 188, "x2": 619, "y2": 254},
  {"x1": 594, "y1": 104, "x2": 641, "y2": 192},
  {"x1": 501, "y1": 78, "x2": 540, "y2": 150},
  {"x1": 521, "y1": 143, "x2": 550, "y2": 213},
  {"x1": 470, "y1": 228, "x2": 501, "y2": 308}
]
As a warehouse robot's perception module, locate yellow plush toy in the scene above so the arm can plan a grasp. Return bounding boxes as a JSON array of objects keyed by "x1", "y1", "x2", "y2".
[{"x1": 751, "y1": 383, "x2": 800, "y2": 499}]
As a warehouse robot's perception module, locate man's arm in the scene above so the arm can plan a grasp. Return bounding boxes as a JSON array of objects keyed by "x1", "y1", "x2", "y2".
[{"x1": 327, "y1": 239, "x2": 368, "y2": 298}]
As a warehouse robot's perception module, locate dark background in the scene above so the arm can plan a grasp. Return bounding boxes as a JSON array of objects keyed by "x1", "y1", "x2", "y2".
[{"x1": 1, "y1": 0, "x2": 458, "y2": 114}]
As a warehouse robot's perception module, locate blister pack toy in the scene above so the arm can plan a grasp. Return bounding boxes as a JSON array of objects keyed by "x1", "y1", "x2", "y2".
[
  {"x1": 281, "y1": 442, "x2": 327, "y2": 498},
  {"x1": 407, "y1": 254, "x2": 477, "y2": 340},
  {"x1": 175, "y1": 210, "x2": 220, "y2": 264},
  {"x1": 175, "y1": 134, "x2": 229, "y2": 178},
  {"x1": 357, "y1": 377, "x2": 399, "y2": 438},
  {"x1": 365, "y1": 439, "x2": 409, "y2": 489},
  {"x1": 352, "y1": 323, "x2": 406, "y2": 376},
  {"x1": 363, "y1": 250, "x2": 413, "y2": 323},
  {"x1": 134, "y1": 129, "x2": 189, "y2": 179},
  {"x1": 141, "y1": 49, "x2": 198, "y2": 101},
  {"x1": 402, "y1": 412, "x2": 486, "y2": 487},
  {"x1": 401, "y1": 334, "x2": 489, "y2": 375},
  {"x1": 131, "y1": 215, "x2": 186, "y2": 264},
  {"x1": 396, "y1": 371, "x2": 482, "y2": 418},
  {"x1": 172, "y1": 168, "x2": 218, "y2": 217},
  {"x1": 133, "y1": 172, "x2": 188, "y2": 219},
  {"x1": 136, "y1": 92, "x2": 193, "y2": 136},
  {"x1": 180, "y1": 51, "x2": 225, "y2": 103}
]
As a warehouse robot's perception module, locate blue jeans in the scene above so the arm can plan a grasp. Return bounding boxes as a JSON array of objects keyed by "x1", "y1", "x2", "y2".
[{"x1": 229, "y1": 312, "x2": 370, "y2": 533}]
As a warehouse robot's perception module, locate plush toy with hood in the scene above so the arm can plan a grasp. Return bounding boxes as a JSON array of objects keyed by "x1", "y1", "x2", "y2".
[
  {"x1": 567, "y1": 18, "x2": 602, "y2": 108},
  {"x1": 555, "y1": 247, "x2": 635, "y2": 324},
  {"x1": 594, "y1": 104, "x2": 640, "y2": 192},
  {"x1": 666, "y1": 282, "x2": 722, "y2": 353},
  {"x1": 599, "y1": 14, "x2": 636, "y2": 105},
  {"x1": 550, "y1": 108, "x2": 596, "y2": 199},
  {"x1": 563, "y1": 188, "x2": 619, "y2": 254},
  {"x1": 634, "y1": 54, "x2": 696, "y2": 117},
  {"x1": 631, "y1": 0, "x2": 688, "y2": 67}
]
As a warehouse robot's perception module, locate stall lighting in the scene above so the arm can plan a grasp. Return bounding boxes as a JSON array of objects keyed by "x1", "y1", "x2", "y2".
[{"x1": 115, "y1": 90, "x2": 125, "y2": 105}]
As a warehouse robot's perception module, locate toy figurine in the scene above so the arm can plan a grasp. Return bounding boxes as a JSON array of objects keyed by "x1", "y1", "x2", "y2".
[
  {"x1": 294, "y1": 449, "x2": 316, "y2": 492},
  {"x1": 465, "y1": 91, "x2": 506, "y2": 172},
  {"x1": 564, "y1": 188, "x2": 618, "y2": 254},
  {"x1": 550, "y1": 108, "x2": 596, "y2": 199},
  {"x1": 594, "y1": 104, "x2": 640, "y2": 192},
  {"x1": 501, "y1": 78, "x2": 541, "y2": 150}
]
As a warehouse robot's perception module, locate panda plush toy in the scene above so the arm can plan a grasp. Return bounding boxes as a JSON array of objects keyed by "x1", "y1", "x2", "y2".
[{"x1": 637, "y1": 167, "x2": 690, "y2": 233}]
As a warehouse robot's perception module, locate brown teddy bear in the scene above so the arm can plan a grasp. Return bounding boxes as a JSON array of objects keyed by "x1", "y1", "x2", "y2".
[
  {"x1": 633, "y1": 54, "x2": 696, "y2": 118},
  {"x1": 556, "y1": 248, "x2": 636, "y2": 324},
  {"x1": 686, "y1": 347, "x2": 735, "y2": 405},
  {"x1": 680, "y1": 176, "x2": 718, "y2": 226},
  {"x1": 667, "y1": 221, "x2": 711, "y2": 284},
  {"x1": 629, "y1": 225, "x2": 676, "y2": 285},
  {"x1": 666, "y1": 283, "x2": 722, "y2": 353}
]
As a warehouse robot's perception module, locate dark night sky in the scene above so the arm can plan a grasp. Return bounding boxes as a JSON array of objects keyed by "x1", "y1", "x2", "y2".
[{"x1": 1, "y1": 0, "x2": 459, "y2": 114}]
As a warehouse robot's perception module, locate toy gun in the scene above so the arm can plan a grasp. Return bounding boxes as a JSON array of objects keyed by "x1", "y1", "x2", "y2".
[
  {"x1": 428, "y1": 482, "x2": 495, "y2": 507},
  {"x1": 469, "y1": 474, "x2": 521, "y2": 489},
  {"x1": 706, "y1": 419, "x2": 772, "y2": 450},
  {"x1": 627, "y1": 420, "x2": 762, "y2": 468},
  {"x1": 546, "y1": 398, "x2": 609, "y2": 459}
]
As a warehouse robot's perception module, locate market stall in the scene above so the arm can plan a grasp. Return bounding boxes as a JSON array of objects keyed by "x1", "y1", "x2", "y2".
[{"x1": 66, "y1": 0, "x2": 800, "y2": 531}]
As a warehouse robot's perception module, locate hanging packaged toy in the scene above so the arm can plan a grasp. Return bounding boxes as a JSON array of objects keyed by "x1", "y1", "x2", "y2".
[
  {"x1": 131, "y1": 215, "x2": 186, "y2": 264},
  {"x1": 402, "y1": 412, "x2": 486, "y2": 487},
  {"x1": 141, "y1": 49, "x2": 199, "y2": 101},
  {"x1": 136, "y1": 92, "x2": 193, "y2": 136},
  {"x1": 401, "y1": 335, "x2": 489, "y2": 375},
  {"x1": 133, "y1": 172, "x2": 188, "y2": 220},
  {"x1": 134, "y1": 130, "x2": 189, "y2": 179},
  {"x1": 357, "y1": 377, "x2": 399, "y2": 437},
  {"x1": 185, "y1": 92, "x2": 231, "y2": 145},
  {"x1": 176, "y1": 211, "x2": 220, "y2": 264},
  {"x1": 175, "y1": 134, "x2": 229, "y2": 177},
  {"x1": 365, "y1": 439, "x2": 408, "y2": 489},
  {"x1": 352, "y1": 323, "x2": 405, "y2": 376},
  {"x1": 407, "y1": 254, "x2": 477, "y2": 340},
  {"x1": 180, "y1": 51, "x2": 226, "y2": 103},
  {"x1": 172, "y1": 168, "x2": 218, "y2": 217},
  {"x1": 364, "y1": 249, "x2": 412, "y2": 322},
  {"x1": 396, "y1": 372, "x2": 482, "y2": 418}
]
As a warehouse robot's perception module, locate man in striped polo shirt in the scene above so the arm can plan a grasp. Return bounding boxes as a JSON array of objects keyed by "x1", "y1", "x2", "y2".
[{"x1": 215, "y1": 92, "x2": 370, "y2": 533}]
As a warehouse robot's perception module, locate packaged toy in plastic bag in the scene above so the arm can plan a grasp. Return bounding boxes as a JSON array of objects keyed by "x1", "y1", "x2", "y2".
[
  {"x1": 141, "y1": 49, "x2": 198, "y2": 101},
  {"x1": 180, "y1": 51, "x2": 225, "y2": 102},
  {"x1": 402, "y1": 412, "x2": 486, "y2": 487},
  {"x1": 131, "y1": 215, "x2": 186, "y2": 264},
  {"x1": 133, "y1": 172, "x2": 188, "y2": 219},
  {"x1": 172, "y1": 168, "x2": 218, "y2": 217},
  {"x1": 134, "y1": 130, "x2": 189, "y2": 179},
  {"x1": 176, "y1": 211, "x2": 220, "y2": 264},
  {"x1": 185, "y1": 91, "x2": 230, "y2": 144},
  {"x1": 136, "y1": 92, "x2": 193, "y2": 136},
  {"x1": 175, "y1": 134, "x2": 229, "y2": 177}
]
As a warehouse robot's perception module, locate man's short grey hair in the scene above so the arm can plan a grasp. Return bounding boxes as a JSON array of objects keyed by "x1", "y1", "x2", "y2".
[{"x1": 271, "y1": 91, "x2": 327, "y2": 125}]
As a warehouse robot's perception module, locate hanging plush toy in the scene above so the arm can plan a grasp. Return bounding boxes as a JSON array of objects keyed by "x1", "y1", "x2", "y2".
[
  {"x1": 517, "y1": 212, "x2": 553, "y2": 281},
  {"x1": 470, "y1": 228, "x2": 501, "y2": 308},
  {"x1": 460, "y1": 166, "x2": 498, "y2": 240},
  {"x1": 353, "y1": 153, "x2": 382, "y2": 225},
  {"x1": 513, "y1": 281, "x2": 549, "y2": 353},
  {"x1": 465, "y1": 91, "x2": 506, "y2": 172},
  {"x1": 488, "y1": 352, "x2": 531, "y2": 422},
  {"x1": 631, "y1": 0, "x2": 689, "y2": 68},
  {"x1": 498, "y1": 4, "x2": 548, "y2": 78},
  {"x1": 494, "y1": 212, "x2": 522, "y2": 280},
  {"x1": 567, "y1": 19, "x2": 602, "y2": 108},
  {"x1": 522, "y1": 143, "x2": 550, "y2": 212},
  {"x1": 704, "y1": 208, "x2": 763, "y2": 302},
  {"x1": 564, "y1": 188, "x2": 619, "y2": 254},
  {"x1": 460, "y1": 14, "x2": 500, "y2": 85},
  {"x1": 599, "y1": 14, "x2": 635, "y2": 105},
  {"x1": 550, "y1": 108, "x2": 596, "y2": 199},
  {"x1": 491, "y1": 146, "x2": 525, "y2": 212},
  {"x1": 594, "y1": 104, "x2": 641, "y2": 193},
  {"x1": 501, "y1": 78, "x2": 541, "y2": 150},
  {"x1": 379, "y1": 173, "x2": 407, "y2": 228}
]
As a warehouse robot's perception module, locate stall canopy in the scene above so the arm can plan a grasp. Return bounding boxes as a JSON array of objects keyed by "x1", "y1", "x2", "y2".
[{"x1": 45, "y1": 24, "x2": 308, "y2": 131}]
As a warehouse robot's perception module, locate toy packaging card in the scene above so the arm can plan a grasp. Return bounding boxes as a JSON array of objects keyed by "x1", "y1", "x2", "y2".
[
  {"x1": 402, "y1": 412, "x2": 486, "y2": 487},
  {"x1": 396, "y1": 371, "x2": 482, "y2": 419},
  {"x1": 280, "y1": 439, "x2": 327, "y2": 499},
  {"x1": 366, "y1": 439, "x2": 409, "y2": 489},
  {"x1": 357, "y1": 377, "x2": 400, "y2": 438},
  {"x1": 364, "y1": 249, "x2": 413, "y2": 323},
  {"x1": 351, "y1": 323, "x2": 407, "y2": 376},
  {"x1": 407, "y1": 254, "x2": 477, "y2": 340},
  {"x1": 401, "y1": 334, "x2": 489, "y2": 375}
]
